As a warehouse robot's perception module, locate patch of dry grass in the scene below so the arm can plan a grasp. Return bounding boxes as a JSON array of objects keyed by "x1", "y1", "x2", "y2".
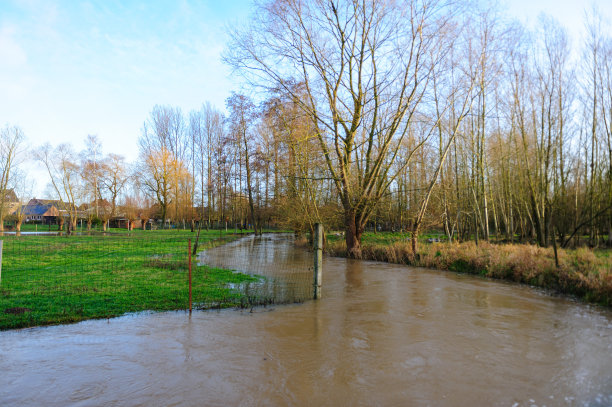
[{"x1": 327, "y1": 240, "x2": 612, "y2": 306}]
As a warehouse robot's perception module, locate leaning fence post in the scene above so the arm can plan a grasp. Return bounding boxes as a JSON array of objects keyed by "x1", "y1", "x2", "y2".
[
  {"x1": 188, "y1": 239, "x2": 192, "y2": 314},
  {"x1": 313, "y1": 223, "x2": 323, "y2": 299}
]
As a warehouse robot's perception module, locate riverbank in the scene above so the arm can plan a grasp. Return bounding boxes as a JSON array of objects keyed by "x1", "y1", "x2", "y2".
[
  {"x1": 326, "y1": 236, "x2": 612, "y2": 306},
  {"x1": 0, "y1": 230, "x2": 258, "y2": 330},
  {"x1": 4, "y1": 234, "x2": 612, "y2": 406}
]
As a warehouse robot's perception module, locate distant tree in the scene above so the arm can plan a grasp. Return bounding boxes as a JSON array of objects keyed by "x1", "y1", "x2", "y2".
[
  {"x1": 138, "y1": 146, "x2": 176, "y2": 227},
  {"x1": 262, "y1": 84, "x2": 328, "y2": 237},
  {"x1": 121, "y1": 188, "x2": 154, "y2": 231},
  {"x1": 190, "y1": 103, "x2": 224, "y2": 228},
  {"x1": 0, "y1": 124, "x2": 26, "y2": 231},
  {"x1": 81, "y1": 134, "x2": 103, "y2": 219},
  {"x1": 10, "y1": 169, "x2": 31, "y2": 233},
  {"x1": 35, "y1": 143, "x2": 81, "y2": 234},
  {"x1": 227, "y1": 92, "x2": 259, "y2": 234},
  {"x1": 139, "y1": 106, "x2": 189, "y2": 227},
  {"x1": 100, "y1": 154, "x2": 130, "y2": 221}
]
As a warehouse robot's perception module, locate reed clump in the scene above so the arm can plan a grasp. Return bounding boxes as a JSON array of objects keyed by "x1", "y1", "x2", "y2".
[{"x1": 327, "y1": 240, "x2": 612, "y2": 306}]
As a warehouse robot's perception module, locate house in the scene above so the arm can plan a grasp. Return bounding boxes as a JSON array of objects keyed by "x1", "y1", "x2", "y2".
[
  {"x1": 1, "y1": 188, "x2": 21, "y2": 215},
  {"x1": 20, "y1": 198, "x2": 63, "y2": 224}
]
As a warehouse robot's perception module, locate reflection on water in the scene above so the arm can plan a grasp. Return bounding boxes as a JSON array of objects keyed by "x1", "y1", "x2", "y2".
[
  {"x1": 198, "y1": 234, "x2": 314, "y2": 303},
  {"x1": 1, "y1": 234, "x2": 611, "y2": 406}
]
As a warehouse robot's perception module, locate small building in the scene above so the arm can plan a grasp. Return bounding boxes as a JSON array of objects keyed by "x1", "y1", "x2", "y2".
[
  {"x1": 1, "y1": 188, "x2": 21, "y2": 215},
  {"x1": 21, "y1": 198, "x2": 62, "y2": 224}
]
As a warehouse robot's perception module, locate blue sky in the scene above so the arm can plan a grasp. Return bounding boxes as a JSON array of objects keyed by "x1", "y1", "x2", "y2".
[
  {"x1": 0, "y1": 1, "x2": 250, "y2": 169},
  {"x1": 0, "y1": 0, "x2": 611, "y2": 196}
]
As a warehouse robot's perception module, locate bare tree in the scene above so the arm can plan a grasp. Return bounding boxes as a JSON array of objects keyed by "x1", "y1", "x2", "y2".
[
  {"x1": 81, "y1": 134, "x2": 103, "y2": 218},
  {"x1": 409, "y1": 24, "x2": 478, "y2": 253},
  {"x1": 138, "y1": 146, "x2": 175, "y2": 227},
  {"x1": 594, "y1": 16, "x2": 612, "y2": 247},
  {"x1": 35, "y1": 143, "x2": 81, "y2": 234},
  {"x1": 190, "y1": 103, "x2": 225, "y2": 230},
  {"x1": 10, "y1": 169, "x2": 32, "y2": 233},
  {"x1": 100, "y1": 154, "x2": 130, "y2": 225},
  {"x1": 227, "y1": 92, "x2": 259, "y2": 234},
  {"x1": 0, "y1": 124, "x2": 26, "y2": 231},
  {"x1": 139, "y1": 106, "x2": 186, "y2": 227},
  {"x1": 262, "y1": 84, "x2": 328, "y2": 236},
  {"x1": 226, "y1": 0, "x2": 456, "y2": 256}
]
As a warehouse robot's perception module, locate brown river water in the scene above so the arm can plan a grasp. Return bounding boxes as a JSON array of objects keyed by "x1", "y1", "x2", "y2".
[{"x1": 1, "y1": 234, "x2": 611, "y2": 406}]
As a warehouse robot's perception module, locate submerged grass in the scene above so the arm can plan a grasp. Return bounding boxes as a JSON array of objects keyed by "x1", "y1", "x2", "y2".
[
  {"x1": 0, "y1": 230, "x2": 260, "y2": 330},
  {"x1": 327, "y1": 236, "x2": 612, "y2": 306}
]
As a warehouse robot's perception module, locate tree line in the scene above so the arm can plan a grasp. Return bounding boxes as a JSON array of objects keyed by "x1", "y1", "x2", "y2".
[{"x1": 1, "y1": 0, "x2": 611, "y2": 256}]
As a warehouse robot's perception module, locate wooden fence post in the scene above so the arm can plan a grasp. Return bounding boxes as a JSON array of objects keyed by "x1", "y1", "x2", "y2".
[
  {"x1": 188, "y1": 239, "x2": 192, "y2": 314},
  {"x1": 313, "y1": 223, "x2": 323, "y2": 299},
  {"x1": 0, "y1": 240, "x2": 3, "y2": 285}
]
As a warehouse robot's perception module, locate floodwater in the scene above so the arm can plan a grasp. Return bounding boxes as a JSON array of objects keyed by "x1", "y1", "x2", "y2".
[
  {"x1": 1, "y1": 235, "x2": 612, "y2": 406},
  {"x1": 198, "y1": 233, "x2": 315, "y2": 302}
]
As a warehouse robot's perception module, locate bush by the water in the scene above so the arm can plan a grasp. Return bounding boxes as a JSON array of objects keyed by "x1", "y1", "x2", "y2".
[{"x1": 326, "y1": 240, "x2": 612, "y2": 306}]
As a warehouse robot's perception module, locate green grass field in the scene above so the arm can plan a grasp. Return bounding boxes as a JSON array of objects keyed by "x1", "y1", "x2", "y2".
[{"x1": 0, "y1": 229, "x2": 258, "y2": 330}]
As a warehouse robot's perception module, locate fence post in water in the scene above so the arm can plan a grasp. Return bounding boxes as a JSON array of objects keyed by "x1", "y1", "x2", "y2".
[
  {"x1": 313, "y1": 223, "x2": 323, "y2": 299},
  {"x1": 188, "y1": 239, "x2": 192, "y2": 314}
]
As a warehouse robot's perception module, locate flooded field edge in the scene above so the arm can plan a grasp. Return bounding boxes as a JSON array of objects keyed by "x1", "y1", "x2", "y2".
[{"x1": 1, "y1": 233, "x2": 611, "y2": 406}]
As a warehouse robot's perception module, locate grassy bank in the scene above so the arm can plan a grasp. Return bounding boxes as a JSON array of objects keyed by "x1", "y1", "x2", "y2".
[
  {"x1": 327, "y1": 233, "x2": 612, "y2": 306},
  {"x1": 0, "y1": 230, "x2": 258, "y2": 330}
]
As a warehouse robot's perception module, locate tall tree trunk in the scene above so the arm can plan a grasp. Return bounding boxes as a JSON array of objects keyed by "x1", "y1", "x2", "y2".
[
  {"x1": 243, "y1": 135, "x2": 258, "y2": 235},
  {"x1": 411, "y1": 224, "x2": 420, "y2": 256},
  {"x1": 344, "y1": 210, "x2": 363, "y2": 258}
]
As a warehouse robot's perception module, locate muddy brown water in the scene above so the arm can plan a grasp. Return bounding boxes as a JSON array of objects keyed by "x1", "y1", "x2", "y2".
[{"x1": 1, "y1": 234, "x2": 611, "y2": 406}]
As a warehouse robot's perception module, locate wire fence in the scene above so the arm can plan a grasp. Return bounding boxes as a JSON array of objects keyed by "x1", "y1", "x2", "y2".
[
  {"x1": 0, "y1": 231, "x2": 314, "y2": 330},
  {"x1": 198, "y1": 233, "x2": 315, "y2": 305}
]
